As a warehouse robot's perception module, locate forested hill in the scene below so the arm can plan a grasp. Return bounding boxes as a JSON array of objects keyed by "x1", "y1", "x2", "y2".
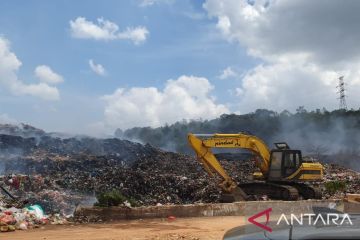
[{"x1": 116, "y1": 108, "x2": 360, "y2": 169}]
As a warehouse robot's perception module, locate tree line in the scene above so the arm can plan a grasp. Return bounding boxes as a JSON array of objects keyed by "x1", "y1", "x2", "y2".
[{"x1": 115, "y1": 108, "x2": 360, "y2": 169}]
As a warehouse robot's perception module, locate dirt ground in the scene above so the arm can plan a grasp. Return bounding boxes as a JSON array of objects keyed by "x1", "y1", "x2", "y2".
[{"x1": 2, "y1": 216, "x2": 245, "y2": 240}]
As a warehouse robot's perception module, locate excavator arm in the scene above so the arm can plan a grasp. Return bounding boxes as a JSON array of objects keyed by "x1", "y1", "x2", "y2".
[{"x1": 187, "y1": 133, "x2": 272, "y2": 194}]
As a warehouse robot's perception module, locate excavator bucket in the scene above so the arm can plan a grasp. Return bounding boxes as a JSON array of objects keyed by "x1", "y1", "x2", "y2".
[{"x1": 220, "y1": 187, "x2": 249, "y2": 203}]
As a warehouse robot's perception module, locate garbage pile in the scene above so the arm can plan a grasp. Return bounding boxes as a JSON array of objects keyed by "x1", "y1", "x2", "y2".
[
  {"x1": 0, "y1": 127, "x2": 359, "y2": 216},
  {"x1": 0, "y1": 204, "x2": 68, "y2": 232},
  {"x1": 0, "y1": 123, "x2": 45, "y2": 139},
  {"x1": 1, "y1": 147, "x2": 221, "y2": 207},
  {"x1": 322, "y1": 163, "x2": 360, "y2": 199}
]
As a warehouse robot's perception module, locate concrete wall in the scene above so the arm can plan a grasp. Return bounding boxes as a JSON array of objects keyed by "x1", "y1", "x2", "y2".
[{"x1": 74, "y1": 200, "x2": 360, "y2": 221}]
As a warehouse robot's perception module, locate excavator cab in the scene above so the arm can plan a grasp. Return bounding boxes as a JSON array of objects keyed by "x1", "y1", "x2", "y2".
[{"x1": 268, "y1": 149, "x2": 302, "y2": 181}]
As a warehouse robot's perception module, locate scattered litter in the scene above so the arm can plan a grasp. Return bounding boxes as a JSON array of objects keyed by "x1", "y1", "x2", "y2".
[
  {"x1": 0, "y1": 132, "x2": 358, "y2": 232},
  {"x1": 167, "y1": 215, "x2": 176, "y2": 221}
]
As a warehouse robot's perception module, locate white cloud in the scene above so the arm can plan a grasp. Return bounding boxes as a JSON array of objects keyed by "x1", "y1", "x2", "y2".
[
  {"x1": 0, "y1": 37, "x2": 60, "y2": 101},
  {"x1": 102, "y1": 75, "x2": 229, "y2": 129},
  {"x1": 34, "y1": 65, "x2": 64, "y2": 84},
  {"x1": 236, "y1": 58, "x2": 341, "y2": 112},
  {"x1": 204, "y1": 0, "x2": 360, "y2": 111},
  {"x1": 219, "y1": 66, "x2": 237, "y2": 79},
  {"x1": 139, "y1": 0, "x2": 173, "y2": 7},
  {"x1": 0, "y1": 113, "x2": 17, "y2": 124},
  {"x1": 139, "y1": 0, "x2": 157, "y2": 7},
  {"x1": 89, "y1": 59, "x2": 106, "y2": 76},
  {"x1": 70, "y1": 17, "x2": 149, "y2": 45}
]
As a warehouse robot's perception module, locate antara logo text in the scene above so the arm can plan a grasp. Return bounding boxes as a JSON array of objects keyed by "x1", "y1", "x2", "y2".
[{"x1": 248, "y1": 208, "x2": 353, "y2": 232}]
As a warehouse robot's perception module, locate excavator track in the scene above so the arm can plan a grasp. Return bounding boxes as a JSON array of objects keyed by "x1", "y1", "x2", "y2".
[
  {"x1": 279, "y1": 182, "x2": 322, "y2": 199},
  {"x1": 239, "y1": 182, "x2": 299, "y2": 201}
]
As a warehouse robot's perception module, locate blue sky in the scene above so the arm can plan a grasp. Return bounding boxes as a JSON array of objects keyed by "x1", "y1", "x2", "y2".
[
  {"x1": 0, "y1": 0, "x2": 257, "y2": 134},
  {"x1": 0, "y1": 0, "x2": 358, "y2": 135}
]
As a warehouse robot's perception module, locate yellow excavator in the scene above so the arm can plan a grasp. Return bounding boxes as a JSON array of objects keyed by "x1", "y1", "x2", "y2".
[{"x1": 188, "y1": 133, "x2": 324, "y2": 201}]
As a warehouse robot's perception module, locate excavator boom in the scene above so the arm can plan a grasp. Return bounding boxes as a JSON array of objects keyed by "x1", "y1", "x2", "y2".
[{"x1": 188, "y1": 133, "x2": 271, "y2": 177}]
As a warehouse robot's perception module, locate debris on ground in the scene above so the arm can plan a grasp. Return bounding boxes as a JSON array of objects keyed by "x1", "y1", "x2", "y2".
[
  {"x1": 0, "y1": 131, "x2": 359, "y2": 229},
  {"x1": 322, "y1": 163, "x2": 360, "y2": 199},
  {"x1": 0, "y1": 203, "x2": 69, "y2": 232}
]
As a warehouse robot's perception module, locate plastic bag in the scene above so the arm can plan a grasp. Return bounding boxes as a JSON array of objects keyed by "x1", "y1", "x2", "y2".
[{"x1": 26, "y1": 205, "x2": 45, "y2": 220}]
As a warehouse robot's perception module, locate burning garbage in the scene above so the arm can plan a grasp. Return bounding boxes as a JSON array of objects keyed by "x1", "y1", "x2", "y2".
[{"x1": 0, "y1": 130, "x2": 359, "y2": 230}]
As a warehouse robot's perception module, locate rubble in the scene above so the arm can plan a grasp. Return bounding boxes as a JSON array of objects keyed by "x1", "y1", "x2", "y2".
[
  {"x1": 1, "y1": 146, "x2": 358, "y2": 208},
  {"x1": 0, "y1": 203, "x2": 69, "y2": 232},
  {"x1": 0, "y1": 123, "x2": 45, "y2": 138},
  {"x1": 0, "y1": 131, "x2": 359, "y2": 229},
  {"x1": 322, "y1": 163, "x2": 360, "y2": 199},
  {"x1": 1, "y1": 152, "x2": 221, "y2": 207}
]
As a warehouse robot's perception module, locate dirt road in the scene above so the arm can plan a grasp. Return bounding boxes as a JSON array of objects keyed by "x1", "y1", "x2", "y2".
[{"x1": 3, "y1": 216, "x2": 245, "y2": 240}]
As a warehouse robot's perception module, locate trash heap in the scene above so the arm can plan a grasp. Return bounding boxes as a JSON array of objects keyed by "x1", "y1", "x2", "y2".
[
  {"x1": 0, "y1": 128, "x2": 359, "y2": 219},
  {"x1": 0, "y1": 204, "x2": 68, "y2": 232},
  {"x1": 1, "y1": 147, "x2": 222, "y2": 207},
  {"x1": 322, "y1": 163, "x2": 360, "y2": 199}
]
